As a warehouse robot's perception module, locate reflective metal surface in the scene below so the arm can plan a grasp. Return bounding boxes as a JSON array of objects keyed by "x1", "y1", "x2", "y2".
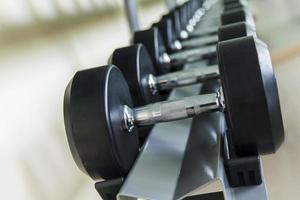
[
  {"x1": 181, "y1": 35, "x2": 218, "y2": 48},
  {"x1": 133, "y1": 94, "x2": 219, "y2": 126},
  {"x1": 169, "y1": 45, "x2": 216, "y2": 61},
  {"x1": 155, "y1": 65, "x2": 219, "y2": 90}
]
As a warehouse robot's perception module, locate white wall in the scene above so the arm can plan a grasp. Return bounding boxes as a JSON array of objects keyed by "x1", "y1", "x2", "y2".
[{"x1": 0, "y1": 1, "x2": 166, "y2": 200}]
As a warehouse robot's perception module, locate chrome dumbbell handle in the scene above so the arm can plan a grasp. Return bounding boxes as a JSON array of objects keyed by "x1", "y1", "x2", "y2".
[
  {"x1": 169, "y1": 45, "x2": 216, "y2": 61},
  {"x1": 123, "y1": 91, "x2": 224, "y2": 132},
  {"x1": 148, "y1": 65, "x2": 219, "y2": 93},
  {"x1": 181, "y1": 34, "x2": 218, "y2": 48}
]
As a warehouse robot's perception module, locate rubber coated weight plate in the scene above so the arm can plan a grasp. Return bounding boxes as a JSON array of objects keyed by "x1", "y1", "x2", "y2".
[
  {"x1": 221, "y1": 8, "x2": 251, "y2": 26},
  {"x1": 217, "y1": 36, "x2": 284, "y2": 156},
  {"x1": 133, "y1": 27, "x2": 170, "y2": 74},
  {"x1": 218, "y1": 22, "x2": 256, "y2": 42},
  {"x1": 224, "y1": 2, "x2": 243, "y2": 11},
  {"x1": 153, "y1": 19, "x2": 177, "y2": 53},
  {"x1": 64, "y1": 66, "x2": 139, "y2": 180},
  {"x1": 162, "y1": 12, "x2": 181, "y2": 40},
  {"x1": 111, "y1": 44, "x2": 159, "y2": 106}
]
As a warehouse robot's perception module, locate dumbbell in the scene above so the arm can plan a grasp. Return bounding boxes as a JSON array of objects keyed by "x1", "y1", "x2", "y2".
[
  {"x1": 64, "y1": 36, "x2": 284, "y2": 180},
  {"x1": 112, "y1": 20, "x2": 257, "y2": 106},
  {"x1": 108, "y1": 44, "x2": 216, "y2": 143},
  {"x1": 135, "y1": 21, "x2": 255, "y2": 74},
  {"x1": 111, "y1": 44, "x2": 217, "y2": 107}
]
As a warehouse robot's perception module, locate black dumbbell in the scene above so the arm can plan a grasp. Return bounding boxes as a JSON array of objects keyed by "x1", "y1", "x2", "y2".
[
  {"x1": 64, "y1": 36, "x2": 284, "y2": 180},
  {"x1": 135, "y1": 21, "x2": 255, "y2": 74},
  {"x1": 111, "y1": 21, "x2": 256, "y2": 106},
  {"x1": 110, "y1": 44, "x2": 217, "y2": 106},
  {"x1": 108, "y1": 44, "x2": 214, "y2": 143}
]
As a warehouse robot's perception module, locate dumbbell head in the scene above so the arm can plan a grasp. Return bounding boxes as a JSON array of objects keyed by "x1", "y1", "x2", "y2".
[
  {"x1": 218, "y1": 21, "x2": 256, "y2": 41},
  {"x1": 218, "y1": 36, "x2": 284, "y2": 155},
  {"x1": 64, "y1": 36, "x2": 284, "y2": 180},
  {"x1": 64, "y1": 66, "x2": 139, "y2": 180},
  {"x1": 109, "y1": 44, "x2": 159, "y2": 106},
  {"x1": 133, "y1": 28, "x2": 171, "y2": 75},
  {"x1": 221, "y1": 7, "x2": 255, "y2": 27}
]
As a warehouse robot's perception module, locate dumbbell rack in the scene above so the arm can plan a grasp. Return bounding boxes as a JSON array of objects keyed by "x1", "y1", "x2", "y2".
[
  {"x1": 95, "y1": 61, "x2": 269, "y2": 200},
  {"x1": 91, "y1": 0, "x2": 272, "y2": 199}
]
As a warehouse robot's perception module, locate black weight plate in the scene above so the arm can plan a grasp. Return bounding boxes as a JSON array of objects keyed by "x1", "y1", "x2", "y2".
[
  {"x1": 221, "y1": 8, "x2": 248, "y2": 26},
  {"x1": 217, "y1": 36, "x2": 284, "y2": 156},
  {"x1": 153, "y1": 19, "x2": 177, "y2": 53},
  {"x1": 224, "y1": 2, "x2": 243, "y2": 12},
  {"x1": 162, "y1": 11, "x2": 182, "y2": 40},
  {"x1": 218, "y1": 22, "x2": 256, "y2": 42},
  {"x1": 111, "y1": 44, "x2": 159, "y2": 106},
  {"x1": 64, "y1": 65, "x2": 139, "y2": 180},
  {"x1": 134, "y1": 29, "x2": 159, "y2": 68},
  {"x1": 133, "y1": 28, "x2": 171, "y2": 75},
  {"x1": 224, "y1": 0, "x2": 240, "y2": 4},
  {"x1": 224, "y1": 5, "x2": 243, "y2": 12}
]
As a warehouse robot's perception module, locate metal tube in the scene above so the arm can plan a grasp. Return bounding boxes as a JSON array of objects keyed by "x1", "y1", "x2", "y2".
[
  {"x1": 124, "y1": 0, "x2": 140, "y2": 34},
  {"x1": 181, "y1": 35, "x2": 218, "y2": 48},
  {"x1": 154, "y1": 65, "x2": 219, "y2": 91},
  {"x1": 169, "y1": 45, "x2": 216, "y2": 61},
  {"x1": 133, "y1": 93, "x2": 220, "y2": 126}
]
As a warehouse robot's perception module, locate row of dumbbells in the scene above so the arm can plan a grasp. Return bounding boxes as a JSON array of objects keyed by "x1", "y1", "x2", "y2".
[{"x1": 64, "y1": 0, "x2": 284, "y2": 187}]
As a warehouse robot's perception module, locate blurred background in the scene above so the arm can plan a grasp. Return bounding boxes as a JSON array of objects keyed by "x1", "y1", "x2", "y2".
[{"x1": 1, "y1": 0, "x2": 299, "y2": 199}]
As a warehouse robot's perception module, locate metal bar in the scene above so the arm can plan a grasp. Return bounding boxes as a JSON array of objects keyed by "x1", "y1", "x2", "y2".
[
  {"x1": 124, "y1": 0, "x2": 140, "y2": 34},
  {"x1": 169, "y1": 45, "x2": 216, "y2": 61},
  {"x1": 155, "y1": 65, "x2": 219, "y2": 90},
  {"x1": 181, "y1": 35, "x2": 218, "y2": 48},
  {"x1": 133, "y1": 93, "x2": 219, "y2": 126}
]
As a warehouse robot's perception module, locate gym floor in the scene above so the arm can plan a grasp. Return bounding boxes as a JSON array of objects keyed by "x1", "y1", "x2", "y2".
[{"x1": 0, "y1": 0, "x2": 299, "y2": 199}]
